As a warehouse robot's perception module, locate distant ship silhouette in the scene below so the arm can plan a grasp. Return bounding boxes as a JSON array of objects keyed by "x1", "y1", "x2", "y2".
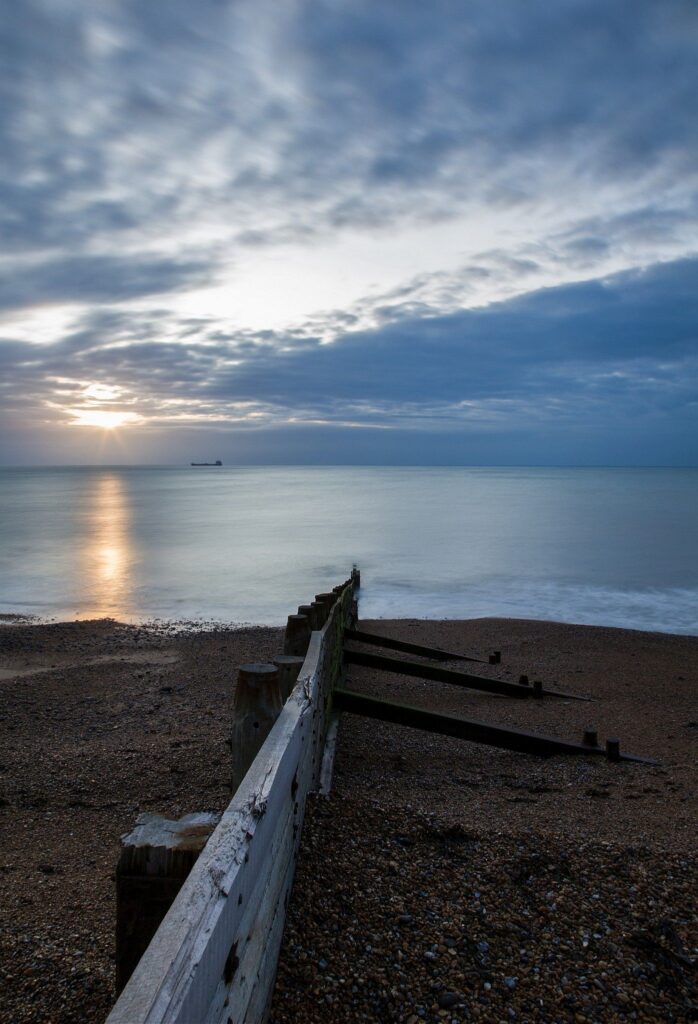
[{"x1": 191, "y1": 460, "x2": 222, "y2": 466}]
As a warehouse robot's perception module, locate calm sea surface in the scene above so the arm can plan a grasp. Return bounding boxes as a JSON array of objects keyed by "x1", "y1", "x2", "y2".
[{"x1": 0, "y1": 466, "x2": 696, "y2": 634}]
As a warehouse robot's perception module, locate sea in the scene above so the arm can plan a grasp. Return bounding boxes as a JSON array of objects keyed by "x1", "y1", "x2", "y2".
[{"x1": 0, "y1": 466, "x2": 696, "y2": 635}]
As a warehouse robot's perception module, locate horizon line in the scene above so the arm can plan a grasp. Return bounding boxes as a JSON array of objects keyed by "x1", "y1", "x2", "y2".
[{"x1": 1, "y1": 462, "x2": 697, "y2": 471}]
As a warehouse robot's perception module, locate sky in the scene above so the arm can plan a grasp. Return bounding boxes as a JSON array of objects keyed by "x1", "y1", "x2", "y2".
[{"x1": 0, "y1": 0, "x2": 697, "y2": 466}]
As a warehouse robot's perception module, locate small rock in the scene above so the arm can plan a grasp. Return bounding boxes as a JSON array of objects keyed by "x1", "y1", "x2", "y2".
[{"x1": 437, "y1": 991, "x2": 462, "y2": 1009}]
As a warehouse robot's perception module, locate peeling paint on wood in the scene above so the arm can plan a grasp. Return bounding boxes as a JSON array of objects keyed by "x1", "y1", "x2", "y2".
[{"x1": 106, "y1": 577, "x2": 355, "y2": 1024}]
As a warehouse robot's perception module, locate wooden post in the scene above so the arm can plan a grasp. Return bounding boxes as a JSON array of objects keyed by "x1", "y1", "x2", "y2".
[
  {"x1": 284, "y1": 614, "x2": 311, "y2": 656},
  {"x1": 115, "y1": 811, "x2": 220, "y2": 993},
  {"x1": 533, "y1": 679, "x2": 543, "y2": 698},
  {"x1": 519, "y1": 674, "x2": 529, "y2": 686},
  {"x1": 298, "y1": 603, "x2": 321, "y2": 630},
  {"x1": 311, "y1": 600, "x2": 327, "y2": 628},
  {"x1": 583, "y1": 728, "x2": 598, "y2": 747},
  {"x1": 315, "y1": 593, "x2": 336, "y2": 620},
  {"x1": 231, "y1": 663, "x2": 283, "y2": 790},
  {"x1": 606, "y1": 738, "x2": 621, "y2": 762},
  {"x1": 273, "y1": 655, "x2": 305, "y2": 700},
  {"x1": 489, "y1": 651, "x2": 501, "y2": 664}
]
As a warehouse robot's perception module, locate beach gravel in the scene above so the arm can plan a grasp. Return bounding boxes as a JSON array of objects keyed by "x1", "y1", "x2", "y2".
[
  {"x1": 1, "y1": 615, "x2": 696, "y2": 1023},
  {"x1": 270, "y1": 795, "x2": 697, "y2": 1024}
]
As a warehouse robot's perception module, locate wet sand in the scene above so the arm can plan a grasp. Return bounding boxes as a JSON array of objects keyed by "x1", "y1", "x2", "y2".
[{"x1": 0, "y1": 616, "x2": 696, "y2": 1023}]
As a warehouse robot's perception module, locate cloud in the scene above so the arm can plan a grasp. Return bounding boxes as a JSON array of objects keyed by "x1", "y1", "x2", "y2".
[
  {"x1": 1, "y1": 256, "x2": 696, "y2": 460},
  {"x1": 1, "y1": 1, "x2": 696, "y2": 464},
  {"x1": 2, "y1": 0, "x2": 696, "y2": 260},
  {"x1": 0, "y1": 253, "x2": 215, "y2": 312}
]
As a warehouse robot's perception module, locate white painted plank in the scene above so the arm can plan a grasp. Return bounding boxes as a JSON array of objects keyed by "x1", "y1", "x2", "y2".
[
  {"x1": 318, "y1": 712, "x2": 341, "y2": 796},
  {"x1": 107, "y1": 588, "x2": 350, "y2": 1024},
  {"x1": 108, "y1": 684, "x2": 316, "y2": 1023}
]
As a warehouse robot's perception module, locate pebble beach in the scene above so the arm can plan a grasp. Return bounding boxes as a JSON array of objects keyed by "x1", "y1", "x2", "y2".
[{"x1": 0, "y1": 615, "x2": 696, "y2": 1023}]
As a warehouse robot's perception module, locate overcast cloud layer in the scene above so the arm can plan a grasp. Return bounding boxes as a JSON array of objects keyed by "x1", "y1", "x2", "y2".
[{"x1": 1, "y1": 0, "x2": 697, "y2": 464}]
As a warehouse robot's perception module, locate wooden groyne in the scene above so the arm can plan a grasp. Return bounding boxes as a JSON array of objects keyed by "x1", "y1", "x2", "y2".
[
  {"x1": 108, "y1": 572, "x2": 358, "y2": 1024},
  {"x1": 107, "y1": 567, "x2": 655, "y2": 1024}
]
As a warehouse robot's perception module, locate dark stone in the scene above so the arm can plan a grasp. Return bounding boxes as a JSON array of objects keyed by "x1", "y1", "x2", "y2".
[{"x1": 438, "y1": 991, "x2": 462, "y2": 1009}]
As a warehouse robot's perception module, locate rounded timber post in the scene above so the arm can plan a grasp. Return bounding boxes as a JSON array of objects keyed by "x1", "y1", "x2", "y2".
[
  {"x1": 533, "y1": 679, "x2": 543, "y2": 698},
  {"x1": 489, "y1": 650, "x2": 501, "y2": 665},
  {"x1": 519, "y1": 674, "x2": 529, "y2": 686},
  {"x1": 315, "y1": 592, "x2": 336, "y2": 618},
  {"x1": 606, "y1": 738, "x2": 621, "y2": 762},
  {"x1": 583, "y1": 728, "x2": 598, "y2": 748},
  {"x1": 273, "y1": 654, "x2": 305, "y2": 700},
  {"x1": 231, "y1": 663, "x2": 283, "y2": 791},
  {"x1": 299, "y1": 603, "x2": 320, "y2": 630},
  {"x1": 311, "y1": 600, "x2": 327, "y2": 628},
  {"x1": 284, "y1": 614, "x2": 311, "y2": 656}
]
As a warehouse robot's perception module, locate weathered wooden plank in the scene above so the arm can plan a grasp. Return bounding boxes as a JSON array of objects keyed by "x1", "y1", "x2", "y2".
[
  {"x1": 242, "y1": 876, "x2": 293, "y2": 1024},
  {"x1": 343, "y1": 647, "x2": 591, "y2": 701},
  {"x1": 318, "y1": 712, "x2": 341, "y2": 797},
  {"x1": 345, "y1": 627, "x2": 488, "y2": 663},
  {"x1": 222, "y1": 802, "x2": 298, "y2": 1021},
  {"x1": 106, "y1": 579, "x2": 355, "y2": 1024},
  {"x1": 201, "y1": 803, "x2": 297, "y2": 1024},
  {"x1": 109, "y1": 701, "x2": 306, "y2": 1024},
  {"x1": 333, "y1": 688, "x2": 656, "y2": 763}
]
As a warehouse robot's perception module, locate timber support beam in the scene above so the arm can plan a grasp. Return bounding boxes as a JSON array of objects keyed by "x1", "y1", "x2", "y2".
[
  {"x1": 332, "y1": 688, "x2": 656, "y2": 764},
  {"x1": 344, "y1": 627, "x2": 490, "y2": 664},
  {"x1": 342, "y1": 647, "x2": 590, "y2": 701}
]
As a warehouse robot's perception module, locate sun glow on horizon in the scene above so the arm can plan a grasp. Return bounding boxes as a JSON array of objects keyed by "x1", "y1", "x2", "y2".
[{"x1": 69, "y1": 408, "x2": 143, "y2": 429}]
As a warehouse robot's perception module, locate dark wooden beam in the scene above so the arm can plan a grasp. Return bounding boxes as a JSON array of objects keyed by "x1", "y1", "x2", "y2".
[
  {"x1": 344, "y1": 627, "x2": 488, "y2": 664},
  {"x1": 343, "y1": 647, "x2": 590, "y2": 701},
  {"x1": 332, "y1": 688, "x2": 656, "y2": 763}
]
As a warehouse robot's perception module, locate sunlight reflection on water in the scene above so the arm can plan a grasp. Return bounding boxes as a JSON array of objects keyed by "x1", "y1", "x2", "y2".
[
  {"x1": 0, "y1": 466, "x2": 697, "y2": 633},
  {"x1": 79, "y1": 472, "x2": 133, "y2": 618}
]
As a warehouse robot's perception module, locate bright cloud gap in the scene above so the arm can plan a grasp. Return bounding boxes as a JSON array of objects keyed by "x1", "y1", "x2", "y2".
[{"x1": 1, "y1": 0, "x2": 697, "y2": 465}]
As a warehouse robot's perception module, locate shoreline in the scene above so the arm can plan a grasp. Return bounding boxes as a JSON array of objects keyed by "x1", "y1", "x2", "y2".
[
  {"x1": 1, "y1": 616, "x2": 696, "y2": 1022},
  {"x1": 2, "y1": 608, "x2": 697, "y2": 641},
  {"x1": 2, "y1": 595, "x2": 697, "y2": 641}
]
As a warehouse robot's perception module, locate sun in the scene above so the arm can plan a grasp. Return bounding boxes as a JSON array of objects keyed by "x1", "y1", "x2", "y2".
[{"x1": 70, "y1": 409, "x2": 142, "y2": 429}]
